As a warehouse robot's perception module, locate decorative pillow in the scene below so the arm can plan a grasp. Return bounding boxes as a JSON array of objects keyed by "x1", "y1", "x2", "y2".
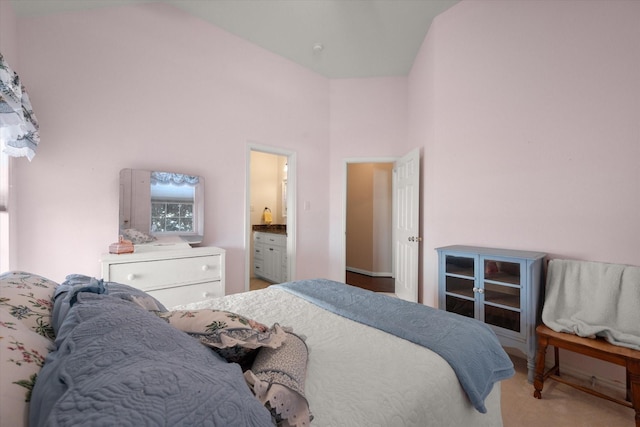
[
  {"x1": 156, "y1": 309, "x2": 288, "y2": 366},
  {"x1": 0, "y1": 309, "x2": 53, "y2": 427},
  {"x1": 245, "y1": 332, "x2": 312, "y2": 427},
  {"x1": 120, "y1": 228, "x2": 157, "y2": 244},
  {"x1": 0, "y1": 271, "x2": 57, "y2": 340}
]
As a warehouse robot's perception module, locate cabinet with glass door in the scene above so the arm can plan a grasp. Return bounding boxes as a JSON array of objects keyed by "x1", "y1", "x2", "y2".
[{"x1": 437, "y1": 245, "x2": 546, "y2": 382}]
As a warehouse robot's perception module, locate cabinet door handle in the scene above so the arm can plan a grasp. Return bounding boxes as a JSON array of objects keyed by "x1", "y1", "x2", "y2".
[
  {"x1": 269, "y1": 248, "x2": 274, "y2": 251},
  {"x1": 473, "y1": 287, "x2": 485, "y2": 293}
]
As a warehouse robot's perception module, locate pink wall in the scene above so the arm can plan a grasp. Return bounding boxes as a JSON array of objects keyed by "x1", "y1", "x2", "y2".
[
  {"x1": 327, "y1": 77, "x2": 409, "y2": 280},
  {"x1": 412, "y1": 0, "x2": 640, "y2": 305},
  {"x1": 0, "y1": 1, "x2": 18, "y2": 63},
  {"x1": 12, "y1": 3, "x2": 331, "y2": 293},
  {"x1": 409, "y1": 0, "x2": 640, "y2": 384}
]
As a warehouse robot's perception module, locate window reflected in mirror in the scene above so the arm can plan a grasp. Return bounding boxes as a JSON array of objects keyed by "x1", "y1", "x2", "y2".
[{"x1": 120, "y1": 169, "x2": 204, "y2": 244}]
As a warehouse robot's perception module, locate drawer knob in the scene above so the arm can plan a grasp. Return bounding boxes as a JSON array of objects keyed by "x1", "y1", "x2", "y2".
[
  {"x1": 203, "y1": 292, "x2": 212, "y2": 298},
  {"x1": 202, "y1": 265, "x2": 209, "y2": 272},
  {"x1": 127, "y1": 273, "x2": 137, "y2": 281}
]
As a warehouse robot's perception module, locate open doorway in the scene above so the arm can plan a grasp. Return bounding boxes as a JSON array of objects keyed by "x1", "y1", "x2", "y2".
[
  {"x1": 345, "y1": 161, "x2": 395, "y2": 293},
  {"x1": 246, "y1": 144, "x2": 296, "y2": 291},
  {"x1": 344, "y1": 148, "x2": 421, "y2": 301}
]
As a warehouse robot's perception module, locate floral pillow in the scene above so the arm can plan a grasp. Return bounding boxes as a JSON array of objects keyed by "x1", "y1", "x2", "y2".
[
  {"x1": 156, "y1": 309, "x2": 288, "y2": 366},
  {"x1": 0, "y1": 309, "x2": 53, "y2": 427},
  {"x1": 0, "y1": 271, "x2": 57, "y2": 340}
]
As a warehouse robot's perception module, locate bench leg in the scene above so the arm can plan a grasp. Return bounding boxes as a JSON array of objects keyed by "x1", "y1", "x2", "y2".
[
  {"x1": 533, "y1": 335, "x2": 548, "y2": 399},
  {"x1": 629, "y1": 359, "x2": 640, "y2": 427}
]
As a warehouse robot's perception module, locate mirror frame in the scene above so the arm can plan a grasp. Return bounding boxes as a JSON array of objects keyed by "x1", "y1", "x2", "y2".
[{"x1": 119, "y1": 168, "x2": 204, "y2": 243}]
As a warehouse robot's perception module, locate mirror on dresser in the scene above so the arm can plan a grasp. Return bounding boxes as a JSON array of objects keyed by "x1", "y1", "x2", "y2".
[{"x1": 119, "y1": 168, "x2": 204, "y2": 244}]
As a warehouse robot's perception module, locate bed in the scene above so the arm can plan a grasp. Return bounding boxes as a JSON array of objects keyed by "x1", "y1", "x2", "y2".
[{"x1": 0, "y1": 271, "x2": 513, "y2": 426}]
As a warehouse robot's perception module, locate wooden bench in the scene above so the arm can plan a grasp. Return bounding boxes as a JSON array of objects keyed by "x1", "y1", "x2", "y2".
[{"x1": 533, "y1": 324, "x2": 640, "y2": 426}]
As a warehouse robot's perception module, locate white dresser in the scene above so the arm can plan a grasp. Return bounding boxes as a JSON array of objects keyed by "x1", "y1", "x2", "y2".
[{"x1": 100, "y1": 246, "x2": 225, "y2": 308}]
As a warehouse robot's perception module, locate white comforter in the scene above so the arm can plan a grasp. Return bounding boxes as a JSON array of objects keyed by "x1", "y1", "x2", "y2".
[{"x1": 176, "y1": 287, "x2": 503, "y2": 427}]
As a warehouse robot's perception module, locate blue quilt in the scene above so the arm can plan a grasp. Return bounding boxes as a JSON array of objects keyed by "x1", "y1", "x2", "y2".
[
  {"x1": 274, "y1": 279, "x2": 514, "y2": 413},
  {"x1": 29, "y1": 291, "x2": 273, "y2": 426}
]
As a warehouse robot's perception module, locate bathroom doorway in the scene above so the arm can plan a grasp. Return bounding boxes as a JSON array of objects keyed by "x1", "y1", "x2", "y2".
[{"x1": 245, "y1": 144, "x2": 296, "y2": 291}]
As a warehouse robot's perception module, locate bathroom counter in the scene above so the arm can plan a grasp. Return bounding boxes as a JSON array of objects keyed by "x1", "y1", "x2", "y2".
[{"x1": 252, "y1": 224, "x2": 286, "y2": 235}]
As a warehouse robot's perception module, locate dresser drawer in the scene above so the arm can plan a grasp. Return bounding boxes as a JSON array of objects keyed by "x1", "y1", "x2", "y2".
[
  {"x1": 148, "y1": 281, "x2": 223, "y2": 308},
  {"x1": 107, "y1": 254, "x2": 221, "y2": 291}
]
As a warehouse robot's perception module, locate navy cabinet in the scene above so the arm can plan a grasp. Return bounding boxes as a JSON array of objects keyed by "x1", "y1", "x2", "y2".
[{"x1": 437, "y1": 245, "x2": 546, "y2": 382}]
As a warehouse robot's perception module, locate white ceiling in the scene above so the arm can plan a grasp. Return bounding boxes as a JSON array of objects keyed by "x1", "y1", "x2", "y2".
[{"x1": 10, "y1": 0, "x2": 459, "y2": 78}]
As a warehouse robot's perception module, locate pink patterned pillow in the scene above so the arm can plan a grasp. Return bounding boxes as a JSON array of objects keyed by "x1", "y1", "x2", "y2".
[
  {"x1": 0, "y1": 309, "x2": 53, "y2": 427},
  {"x1": 157, "y1": 309, "x2": 288, "y2": 366},
  {"x1": 0, "y1": 271, "x2": 57, "y2": 340}
]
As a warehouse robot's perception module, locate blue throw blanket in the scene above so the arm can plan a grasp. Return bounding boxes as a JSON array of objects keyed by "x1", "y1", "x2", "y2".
[
  {"x1": 30, "y1": 284, "x2": 273, "y2": 426},
  {"x1": 274, "y1": 279, "x2": 514, "y2": 413}
]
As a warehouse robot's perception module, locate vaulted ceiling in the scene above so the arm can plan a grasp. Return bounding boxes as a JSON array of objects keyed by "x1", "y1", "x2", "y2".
[{"x1": 10, "y1": 0, "x2": 459, "y2": 78}]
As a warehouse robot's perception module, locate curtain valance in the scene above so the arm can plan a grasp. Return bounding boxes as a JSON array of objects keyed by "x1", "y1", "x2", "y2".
[
  {"x1": 0, "y1": 53, "x2": 40, "y2": 161},
  {"x1": 150, "y1": 172, "x2": 199, "y2": 186}
]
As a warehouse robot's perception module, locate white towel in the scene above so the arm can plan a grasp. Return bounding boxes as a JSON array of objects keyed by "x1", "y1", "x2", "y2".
[{"x1": 542, "y1": 259, "x2": 640, "y2": 350}]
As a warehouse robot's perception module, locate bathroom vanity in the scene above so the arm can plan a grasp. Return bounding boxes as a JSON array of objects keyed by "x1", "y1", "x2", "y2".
[{"x1": 253, "y1": 228, "x2": 287, "y2": 283}]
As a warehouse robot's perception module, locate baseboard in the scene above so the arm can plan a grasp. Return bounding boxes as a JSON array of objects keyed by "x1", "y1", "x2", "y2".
[{"x1": 346, "y1": 266, "x2": 393, "y2": 277}]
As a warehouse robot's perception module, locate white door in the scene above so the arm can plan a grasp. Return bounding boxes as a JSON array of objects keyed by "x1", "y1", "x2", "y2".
[{"x1": 393, "y1": 148, "x2": 421, "y2": 302}]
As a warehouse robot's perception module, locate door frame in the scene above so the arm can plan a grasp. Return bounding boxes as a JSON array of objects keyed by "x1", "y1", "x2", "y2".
[
  {"x1": 342, "y1": 157, "x2": 397, "y2": 284},
  {"x1": 245, "y1": 143, "x2": 297, "y2": 291}
]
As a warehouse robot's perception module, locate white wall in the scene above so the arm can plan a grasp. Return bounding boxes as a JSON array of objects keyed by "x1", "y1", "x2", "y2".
[{"x1": 11, "y1": 3, "x2": 331, "y2": 293}]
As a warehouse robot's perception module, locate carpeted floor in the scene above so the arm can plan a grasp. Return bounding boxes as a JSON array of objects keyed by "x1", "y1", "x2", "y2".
[{"x1": 501, "y1": 355, "x2": 634, "y2": 427}]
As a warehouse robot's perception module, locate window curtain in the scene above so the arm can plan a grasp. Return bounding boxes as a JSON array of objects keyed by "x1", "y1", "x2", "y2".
[
  {"x1": 150, "y1": 172, "x2": 199, "y2": 186},
  {"x1": 0, "y1": 52, "x2": 40, "y2": 161}
]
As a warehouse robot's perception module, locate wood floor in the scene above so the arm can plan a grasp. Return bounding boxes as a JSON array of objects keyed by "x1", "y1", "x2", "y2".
[
  {"x1": 345, "y1": 271, "x2": 394, "y2": 293},
  {"x1": 250, "y1": 272, "x2": 394, "y2": 293}
]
